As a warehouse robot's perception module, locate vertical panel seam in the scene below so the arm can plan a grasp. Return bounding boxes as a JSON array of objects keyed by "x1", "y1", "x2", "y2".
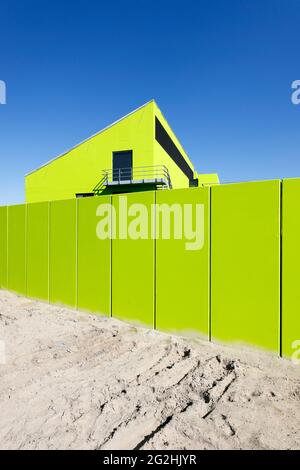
[
  {"x1": 279, "y1": 180, "x2": 283, "y2": 357},
  {"x1": 110, "y1": 195, "x2": 113, "y2": 318},
  {"x1": 48, "y1": 202, "x2": 51, "y2": 304},
  {"x1": 75, "y1": 199, "x2": 79, "y2": 310},
  {"x1": 209, "y1": 186, "x2": 212, "y2": 342},
  {"x1": 154, "y1": 190, "x2": 157, "y2": 330},
  {"x1": 25, "y1": 204, "x2": 28, "y2": 296},
  {"x1": 6, "y1": 206, "x2": 9, "y2": 289}
]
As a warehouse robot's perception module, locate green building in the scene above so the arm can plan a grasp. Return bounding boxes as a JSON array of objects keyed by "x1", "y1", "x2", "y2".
[{"x1": 25, "y1": 100, "x2": 219, "y2": 203}]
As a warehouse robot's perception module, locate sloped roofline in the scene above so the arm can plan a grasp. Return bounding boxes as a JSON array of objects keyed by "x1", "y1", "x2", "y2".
[
  {"x1": 25, "y1": 100, "x2": 155, "y2": 177},
  {"x1": 153, "y1": 101, "x2": 195, "y2": 171}
]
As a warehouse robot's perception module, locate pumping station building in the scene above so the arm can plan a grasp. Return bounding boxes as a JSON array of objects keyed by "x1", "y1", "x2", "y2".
[{"x1": 25, "y1": 100, "x2": 219, "y2": 203}]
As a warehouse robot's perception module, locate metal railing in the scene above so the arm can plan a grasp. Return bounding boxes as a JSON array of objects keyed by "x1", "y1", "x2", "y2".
[{"x1": 93, "y1": 165, "x2": 172, "y2": 193}]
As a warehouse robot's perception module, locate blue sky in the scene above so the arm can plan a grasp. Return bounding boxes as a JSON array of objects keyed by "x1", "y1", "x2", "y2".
[{"x1": 0, "y1": 0, "x2": 300, "y2": 205}]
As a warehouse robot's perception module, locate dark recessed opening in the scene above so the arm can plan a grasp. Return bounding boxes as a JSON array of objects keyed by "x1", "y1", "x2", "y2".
[
  {"x1": 112, "y1": 150, "x2": 133, "y2": 181},
  {"x1": 155, "y1": 117, "x2": 194, "y2": 181},
  {"x1": 76, "y1": 193, "x2": 95, "y2": 198}
]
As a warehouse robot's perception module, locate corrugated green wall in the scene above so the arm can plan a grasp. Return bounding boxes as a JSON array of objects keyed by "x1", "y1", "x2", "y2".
[
  {"x1": 0, "y1": 206, "x2": 8, "y2": 289},
  {"x1": 112, "y1": 191, "x2": 155, "y2": 327},
  {"x1": 156, "y1": 188, "x2": 210, "y2": 337},
  {"x1": 27, "y1": 202, "x2": 49, "y2": 301},
  {"x1": 7, "y1": 205, "x2": 26, "y2": 295},
  {"x1": 282, "y1": 178, "x2": 300, "y2": 359},
  {"x1": 77, "y1": 196, "x2": 111, "y2": 315},
  {"x1": 211, "y1": 181, "x2": 281, "y2": 352},
  {"x1": 49, "y1": 199, "x2": 77, "y2": 307},
  {"x1": 1, "y1": 180, "x2": 300, "y2": 359}
]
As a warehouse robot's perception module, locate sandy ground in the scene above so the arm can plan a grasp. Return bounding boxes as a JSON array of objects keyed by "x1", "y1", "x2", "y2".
[{"x1": 0, "y1": 290, "x2": 299, "y2": 450}]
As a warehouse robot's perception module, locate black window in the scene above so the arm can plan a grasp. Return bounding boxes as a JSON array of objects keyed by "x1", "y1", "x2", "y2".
[
  {"x1": 155, "y1": 117, "x2": 194, "y2": 181},
  {"x1": 113, "y1": 150, "x2": 133, "y2": 181}
]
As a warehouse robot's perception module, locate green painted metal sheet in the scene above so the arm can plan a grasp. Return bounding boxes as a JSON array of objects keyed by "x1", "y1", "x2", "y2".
[
  {"x1": 0, "y1": 206, "x2": 8, "y2": 288},
  {"x1": 211, "y1": 181, "x2": 281, "y2": 352},
  {"x1": 282, "y1": 178, "x2": 300, "y2": 359},
  {"x1": 25, "y1": 101, "x2": 197, "y2": 204},
  {"x1": 49, "y1": 199, "x2": 77, "y2": 307},
  {"x1": 156, "y1": 187, "x2": 210, "y2": 336},
  {"x1": 77, "y1": 196, "x2": 111, "y2": 315},
  {"x1": 112, "y1": 191, "x2": 155, "y2": 327},
  {"x1": 25, "y1": 102, "x2": 155, "y2": 203},
  {"x1": 27, "y1": 202, "x2": 49, "y2": 301},
  {"x1": 7, "y1": 205, "x2": 26, "y2": 295}
]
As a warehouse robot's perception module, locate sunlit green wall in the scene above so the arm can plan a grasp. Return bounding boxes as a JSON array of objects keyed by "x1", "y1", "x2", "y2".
[
  {"x1": 112, "y1": 191, "x2": 155, "y2": 327},
  {"x1": 7, "y1": 205, "x2": 26, "y2": 295},
  {"x1": 1, "y1": 181, "x2": 300, "y2": 359},
  {"x1": 25, "y1": 101, "x2": 197, "y2": 204},
  {"x1": 77, "y1": 196, "x2": 111, "y2": 315},
  {"x1": 211, "y1": 181, "x2": 281, "y2": 352},
  {"x1": 282, "y1": 178, "x2": 300, "y2": 359},
  {"x1": 153, "y1": 102, "x2": 193, "y2": 189},
  {"x1": 156, "y1": 187, "x2": 210, "y2": 337},
  {"x1": 49, "y1": 199, "x2": 77, "y2": 307},
  {"x1": 0, "y1": 206, "x2": 7, "y2": 289},
  {"x1": 25, "y1": 103, "x2": 155, "y2": 203},
  {"x1": 27, "y1": 202, "x2": 49, "y2": 301}
]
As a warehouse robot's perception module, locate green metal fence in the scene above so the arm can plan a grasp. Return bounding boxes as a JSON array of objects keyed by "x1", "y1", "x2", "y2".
[
  {"x1": 211, "y1": 180, "x2": 281, "y2": 352},
  {"x1": 0, "y1": 180, "x2": 299, "y2": 359},
  {"x1": 156, "y1": 187, "x2": 210, "y2": 336}
]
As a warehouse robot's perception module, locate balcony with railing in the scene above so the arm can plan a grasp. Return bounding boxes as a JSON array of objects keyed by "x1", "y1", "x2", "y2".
[{"x1": 93, "y1": 165, "x2": 172, "y2": 194}]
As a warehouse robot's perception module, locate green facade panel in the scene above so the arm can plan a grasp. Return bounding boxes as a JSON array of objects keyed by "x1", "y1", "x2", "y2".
[
  {"x1": 7, "y1": 205, "x2": 26, "y2": 295},
  {"x1": 27, "y1": 202, "x2": 49, "y2": 301},
  {"x1": 156, "y1": 188, "x2": 210, "y2": 336},
  {"x1": 211, "y1": 181, "x2": 281, "y2": 352},
  {"x1": 26, "y1": 102, "x2": 155, "y2": 203},
  {"x1": 49, "y1": 199, "x2": 77, "y2": 307},
  {"x1": 25, "y1": 101, "x2": 197, "y2": 204},
  {"x1": 282, "y1": 178, "x2": 300, "y2": 359},
  {"x1": 0, "y1": 206, "x2": 8, "y2": 288},
  {"x1": 77, "y1": 196, "x2": 111, "y2": 315},
  {"x1": 112, "y1": 191, "x2": 155, "y2": 327},
  {"x1": 2, "y1": 180, "x2": 299, "y2": 360}
]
